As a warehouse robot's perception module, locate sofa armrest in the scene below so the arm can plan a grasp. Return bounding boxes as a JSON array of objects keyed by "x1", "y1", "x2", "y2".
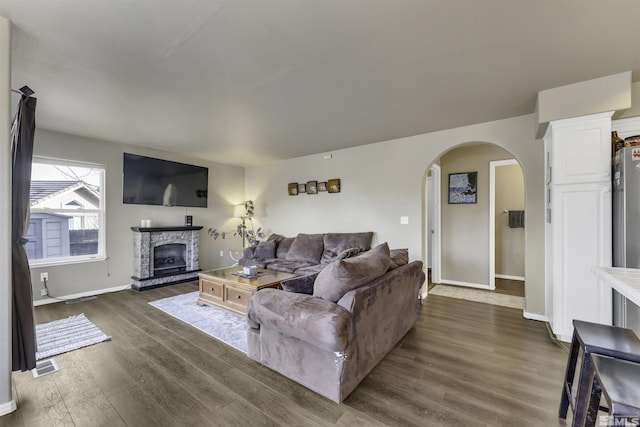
[{"x1": 247, "y1": 289, "x2": 351, "y2": 352}]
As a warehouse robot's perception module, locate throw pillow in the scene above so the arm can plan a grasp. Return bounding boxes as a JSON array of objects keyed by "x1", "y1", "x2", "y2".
[
  {"x1": 243, "y1": 246, "x2": 256, "y2": 259},
  {"x1": 285, "y1": 233, "x2": 324, "y2": 264},
  {"x1": 337, "y1": 247, "x2": 361, "y2": 260},
  {"x1": 276, "y1": 237, "x2": 295, "y2": 258},
  {"x1": 266, "y1": 233, "x2": 285, "y2": 243},
  {"x1": 280, "y1": 273, "x2": 319, "y2": 295},
  {"x1": 313, "y1": 242, "x2": 391, "y2": 302},
  {"x1": 388, "y1": 248, "x2": 409, "y2": 270},
  {"x1": 254, "y1": 240, "x2": 277, "y2": 259},
  {"x1": 320, "y1": 232, "x2": 374, "y2": 264}
]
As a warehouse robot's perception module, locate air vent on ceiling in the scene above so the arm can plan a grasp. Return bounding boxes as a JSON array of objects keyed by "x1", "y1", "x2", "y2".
[{"x1": 32, "y1": 358, "x2": 60, "y2": 378}]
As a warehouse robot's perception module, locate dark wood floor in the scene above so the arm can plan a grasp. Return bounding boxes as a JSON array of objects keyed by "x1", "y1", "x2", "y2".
[
  {"x1": 1, "y1": 281, "x2": 571, "y2": 426},
  {"x1": 494, "y1": 278, "x2": 525, "y2": 297}
]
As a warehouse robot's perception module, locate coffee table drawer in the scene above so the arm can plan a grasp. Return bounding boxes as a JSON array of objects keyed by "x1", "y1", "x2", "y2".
[
  {"x1": 226, "y1": 287, "x2": 252, "y2": 309},
  {"x1": 200, "y1": 278, "x2": 223, "y2": 301}
]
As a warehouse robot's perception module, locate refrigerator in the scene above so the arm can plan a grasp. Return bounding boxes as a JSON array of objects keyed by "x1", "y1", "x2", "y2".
[{"x1": 612, "y1": 146, "x2": 640, "y2": 332}]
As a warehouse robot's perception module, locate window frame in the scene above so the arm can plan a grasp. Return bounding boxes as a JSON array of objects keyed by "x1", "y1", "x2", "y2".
[{"x1": 28, "y1": 156, "x2": 106, "y2": 267}]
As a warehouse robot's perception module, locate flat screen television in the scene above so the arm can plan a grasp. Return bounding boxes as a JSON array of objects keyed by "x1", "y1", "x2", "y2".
[{"x1": 122, "y1": 153, "x2": 208, "y2": 208}]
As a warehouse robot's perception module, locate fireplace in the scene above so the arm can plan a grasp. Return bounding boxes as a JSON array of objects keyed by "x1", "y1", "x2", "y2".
[
  {"x1": 131, "y1": 226, "x2": 202, "y2": 290},
  {"x1": 153, "y1": 243, "x2": 187, "y2": 276}
]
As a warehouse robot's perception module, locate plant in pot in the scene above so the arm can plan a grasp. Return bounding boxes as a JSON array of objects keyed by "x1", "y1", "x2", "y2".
[{"x1": 208, "y1": 200, "x2": 265, "y2": 247}]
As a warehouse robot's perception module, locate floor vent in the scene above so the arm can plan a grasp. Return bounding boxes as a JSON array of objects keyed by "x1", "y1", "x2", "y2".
[{"x1": 32, "y1": 359, "x2": 60, "y2": 379}]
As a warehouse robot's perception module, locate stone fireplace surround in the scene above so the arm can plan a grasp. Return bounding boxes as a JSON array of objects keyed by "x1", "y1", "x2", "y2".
[{"x1": 131, "y1": 226, "x2": 202, "y2": 291}]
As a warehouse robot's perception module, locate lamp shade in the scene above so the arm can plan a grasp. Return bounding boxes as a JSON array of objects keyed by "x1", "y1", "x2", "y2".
[{"x1": 233, "y1": 204, "x2": 245, "y2": 218}]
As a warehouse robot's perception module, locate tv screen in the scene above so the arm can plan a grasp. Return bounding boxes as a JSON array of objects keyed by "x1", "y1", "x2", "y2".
[{"x1": 122, "y1": 153, "x2": 208, "y2": 208}]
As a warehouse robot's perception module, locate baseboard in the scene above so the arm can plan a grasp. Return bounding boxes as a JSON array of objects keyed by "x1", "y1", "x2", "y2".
[
  {"x1": 523, "y1": 311, "x2": 548, "y2": 322},
  {"x1": 0, "y1": 399, "x2": 16, "y2": 416},
  {"x1": 439, "y1": 279, "x2": 489, "y2": 290},
  {"x1": 495, "y1": 274, "x2": 525, "y2": 281},
  {"x1": 33, "y1": 284, "x2": 131, "y2": 306}
]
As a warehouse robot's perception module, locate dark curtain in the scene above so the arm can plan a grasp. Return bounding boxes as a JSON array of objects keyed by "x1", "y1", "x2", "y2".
[{"x1": 11, "y1": 93, "x2": 37, "y2": 371}]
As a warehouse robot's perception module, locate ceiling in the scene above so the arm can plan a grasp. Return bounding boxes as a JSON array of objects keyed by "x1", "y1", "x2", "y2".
[{"x1": 1, "y1": 1, "x2": 639, "y2": 166}]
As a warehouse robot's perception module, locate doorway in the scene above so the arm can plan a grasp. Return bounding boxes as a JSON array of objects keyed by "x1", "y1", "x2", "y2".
[
  {"x1": 425, "y1": 143, "x2": 526, "y2": 295},
  {"x1": 424, "y1": 164, "x2": 441, "y2": 298},
  {"x1": 489, "y1": 159, "x2": 525, "y2": 293}
]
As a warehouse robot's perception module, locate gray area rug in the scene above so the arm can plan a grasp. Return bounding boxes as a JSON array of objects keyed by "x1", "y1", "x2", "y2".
[
  {"x1": 36, "y1": 313, "x2": 111, "y2": 360},
  {"x1": 429, "y1": 285, "x2": 525, "y2": 309},
  {"x1": 149, "y1": 291, "x2": 247, "y2": 353}
]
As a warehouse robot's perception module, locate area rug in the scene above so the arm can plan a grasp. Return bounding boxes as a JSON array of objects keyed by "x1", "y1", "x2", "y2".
[
  {"x1": 429, "y1": 285, "x2": 525, "y2": 309},
  {"x1": 36, "y1": 313, "x2": 111, "y2": 360},
  {"x1": 148, "y1": 291, "x2": 247, "y2": 353}
]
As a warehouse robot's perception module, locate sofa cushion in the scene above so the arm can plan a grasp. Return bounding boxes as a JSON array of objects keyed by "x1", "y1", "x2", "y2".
[
  {"x1": 388, "y1": 248, "x2": 409, "y2": 270},
  {"x1": 243, "y1": 246, "x2": 256, "y2": 259},
  {"x1": 276, "y1": 237, "x2": 295, "y2": 259},
  {"x1": 320, "y1": 232, "x2": 374, "y2": 264},
  {"x1": 337, "y1": 247, "x2": 361, "y2": 260},
  {"x1": 266, "y1": 260, "x2": 315, "y2": 273},
  {"x1": 294, "y1": 264, "x2": 327, "y2": 276},
  {"x1": 286, "y1": 233, "x2": 324, "y2": 264},
  {"x1": 266, "y1": 233, "x2": 285, "y2": 243},
  {"x1": 254, "y1": 240, "x2": 277, "y2": 259},
  {"x1": 313, "y1": 242, "x2": 391, "y2": 302},
  {"x1": 280, "y1": 273, "x2": 319, "y2": 295}
]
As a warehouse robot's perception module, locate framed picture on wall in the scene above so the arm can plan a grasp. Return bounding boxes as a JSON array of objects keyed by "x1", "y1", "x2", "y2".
[
  {"x1": 448, "y1": 172, "x2": 477, "y2": 204},
  {"x1": 307, "y1": 180, "x2": 318, "y2": 194},
  {"x1": 327, "y1": 179, "x2": 341, "y2": 193}
]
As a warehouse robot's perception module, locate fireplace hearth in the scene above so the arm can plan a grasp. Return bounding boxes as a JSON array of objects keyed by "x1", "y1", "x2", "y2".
[{"x1": 131, "y1": 226, "x2": 202, "y2": 290}]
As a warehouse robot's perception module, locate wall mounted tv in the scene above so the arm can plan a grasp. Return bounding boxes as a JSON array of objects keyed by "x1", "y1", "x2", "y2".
[{"x1": 122, "y1": 153, "x2": 208, "y2": 208}]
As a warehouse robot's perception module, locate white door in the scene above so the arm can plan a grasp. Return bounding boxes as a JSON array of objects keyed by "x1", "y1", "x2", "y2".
[{"x1": 427, "y1": 164, "x2": 441, "y2": 293}]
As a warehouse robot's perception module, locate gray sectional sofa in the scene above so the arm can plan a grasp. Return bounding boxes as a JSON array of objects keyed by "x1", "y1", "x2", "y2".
[
  {"x1": 239, "y1": 232, "x2": 375, "y2": 276},
  {"x1": 246, "y1": 242, "x2": 425, "y2": 403}
]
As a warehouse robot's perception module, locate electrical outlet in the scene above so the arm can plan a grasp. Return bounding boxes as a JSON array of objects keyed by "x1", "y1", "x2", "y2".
[
  {"x1": 400, "y1": 216, "x2": 409, "y2": 225},
  {"x1": 220, "y1": 251, "x2": 224, "y2": 257},
  {"x1": 40, "y1": 289, "x2": 48, "y2": 296},
  {"x1": 40, "y1": 272, "x2": 48, "y2": 282}
]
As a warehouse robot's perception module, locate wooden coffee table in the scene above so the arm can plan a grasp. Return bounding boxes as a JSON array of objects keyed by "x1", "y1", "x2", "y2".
[{"x1": 197, "y1": 267, "x2": 297, "y2": 315}]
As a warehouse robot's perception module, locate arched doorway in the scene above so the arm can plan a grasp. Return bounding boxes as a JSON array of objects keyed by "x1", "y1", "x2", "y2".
[{"x1": 424, "y1": 142, "x2": 526, "y2": 304}]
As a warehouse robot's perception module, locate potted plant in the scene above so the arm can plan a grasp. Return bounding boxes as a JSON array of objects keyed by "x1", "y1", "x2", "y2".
[{"x1": 208, "y1": 200, "x2": 265, "y2": 247}]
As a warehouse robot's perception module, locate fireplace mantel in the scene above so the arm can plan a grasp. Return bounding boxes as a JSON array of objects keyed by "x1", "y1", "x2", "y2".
[{"x1": 130, "y1": 226, "x2": 203, "y2": 232}]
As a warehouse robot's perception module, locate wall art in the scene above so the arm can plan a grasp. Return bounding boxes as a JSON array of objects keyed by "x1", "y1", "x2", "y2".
[
  {"x1": 327, "y1": 179, "x2": 341, "y2": 193},
  {"x1": 448, "y1": 172, "x2": 477, "y2": 204}
]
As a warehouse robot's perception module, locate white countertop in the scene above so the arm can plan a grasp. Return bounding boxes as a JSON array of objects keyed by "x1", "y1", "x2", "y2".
[{"x1": 592, "y1": 266, "x2": 640, "y2": 307}]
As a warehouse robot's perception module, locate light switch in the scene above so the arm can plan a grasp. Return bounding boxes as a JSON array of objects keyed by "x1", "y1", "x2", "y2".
[{"x1": 400, "y1": 216, "x2": 409, "y2": 225}]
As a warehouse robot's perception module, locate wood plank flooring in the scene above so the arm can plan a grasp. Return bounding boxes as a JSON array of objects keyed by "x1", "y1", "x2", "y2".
[{"x1": 1, "y1": 281, "x2": 572, "y2": 426}]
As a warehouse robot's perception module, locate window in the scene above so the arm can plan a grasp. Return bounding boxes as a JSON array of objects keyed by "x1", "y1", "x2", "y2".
[{"x1": 27, "y1": 157, "x2": 105, "y2": 266}]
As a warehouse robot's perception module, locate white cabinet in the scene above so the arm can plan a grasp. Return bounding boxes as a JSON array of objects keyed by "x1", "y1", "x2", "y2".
[{"x1": 545, "y1": 112, "x2": 613, "y2": 341}]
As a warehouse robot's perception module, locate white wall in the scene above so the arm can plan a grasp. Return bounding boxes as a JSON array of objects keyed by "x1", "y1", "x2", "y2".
[
  {"x1": 246, "y1": 113, "x2": 546, "y2": 315},
  {"x1": 439, "y1": 144, "x2": 515, "y2": 286},
  {"x1": 29, "y1": 129, "x2": 245, "y2": 303},
  {"x1": 0, "y1": 15, "x2": 15, "y2": 416}
]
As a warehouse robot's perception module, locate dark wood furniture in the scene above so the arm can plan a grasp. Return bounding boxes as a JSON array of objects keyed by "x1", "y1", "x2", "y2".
[
  {"x1": 559, "y1": 319, "x2": 640, "y2": 427},
  {"x1": 585, "y1": 354, "x2": 640, "y2": 427},
  {"x1": 197, "y1": 267, "x2": 296, "y2": 315}
]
